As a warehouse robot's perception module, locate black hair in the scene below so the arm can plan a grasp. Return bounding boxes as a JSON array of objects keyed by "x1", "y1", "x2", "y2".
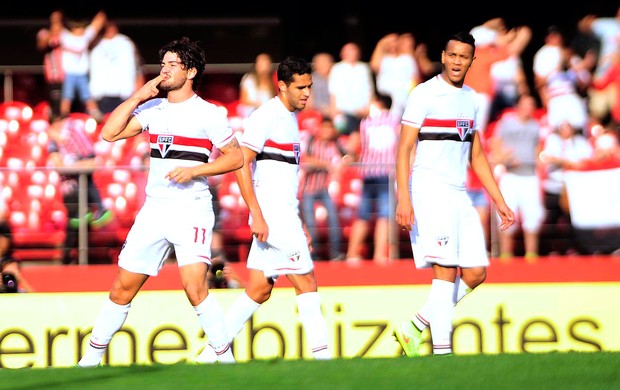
[
  {"x1": 158, "y1": 37, "x2": 207, "y2": 91},
  {"x1": 277, "y1": 56, "x2": 312, "y2": 86},
  {"x1": 446, "y1": 31, "x2": 476, "y2": 51},
  {"x1": 375, "y1": 93, "x2": 392, "y2": 110}
]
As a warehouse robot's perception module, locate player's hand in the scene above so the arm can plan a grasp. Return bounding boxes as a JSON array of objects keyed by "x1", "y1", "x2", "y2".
[
  {"x1": 496, "y1": 203, "x2": 516, "y2": 231},
  {"x1": 395, "y1": 200, "x2": 415, "y2": 231},
  {"x1": 135, "y1": 74, "x2": 167, "y2": 101},
  {"x1": 165, "y1": 166, "x2": 193, "y2": 183},
  {"x1": 250, "y1": 215, "x2": 269, "y2": 242}
]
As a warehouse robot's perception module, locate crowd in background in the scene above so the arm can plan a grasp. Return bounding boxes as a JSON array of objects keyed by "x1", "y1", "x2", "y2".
[{"x1": 2, "y1": 7, "x2": 620, "y2": 292}]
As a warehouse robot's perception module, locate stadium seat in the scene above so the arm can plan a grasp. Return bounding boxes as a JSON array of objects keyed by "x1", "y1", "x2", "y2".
[{"x1": 0, "y1": 101, "x2": 33, "y2": 122}]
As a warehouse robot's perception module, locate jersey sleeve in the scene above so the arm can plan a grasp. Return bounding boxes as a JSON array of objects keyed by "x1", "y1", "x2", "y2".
[
  {"x1": 240, "y1": 106, "x2": 270, "y2": 153},
  {"x1": 401, "y1": 82, "x2": 429, "y2": 128},
  {"x1": 209, "y1": 106, "x2": 236, "y2": 149},
  {"x1": 133, "y1": 99, "x2": 163, "y2": 132}
]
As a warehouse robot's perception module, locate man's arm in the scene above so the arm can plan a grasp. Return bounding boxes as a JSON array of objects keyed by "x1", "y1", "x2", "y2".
[
  {"x1": 470, "y1": 131, "x2": 515, "y2": 231},
  {"x1": 394, "y1": 123, "x2": 418, "y2": 231},
  {"x1": 101, "y1": 75, "x2": 165, "y2": 142},
  {"x1": 175, "y1": 137, "x2": 243, "y2": 183},
  {"x1": 234, "y1": 146, "x2": 269, "y2": 242}
]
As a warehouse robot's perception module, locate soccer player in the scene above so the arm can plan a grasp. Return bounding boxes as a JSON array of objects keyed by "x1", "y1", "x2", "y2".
[
  {"x1": 77, "y1": 37, "x2": 242, "y2": 367},
  {"x1": 196, "y1": 56, "x2": 331, "y2": 362},
  {"x1": 393, "y1": 31, "x2": 515, "y2": 356}
]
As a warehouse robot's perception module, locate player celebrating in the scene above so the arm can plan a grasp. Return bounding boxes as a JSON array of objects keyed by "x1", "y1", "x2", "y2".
[{"x1": 78, "y1": 37, "x2": 242, "y2": 367}]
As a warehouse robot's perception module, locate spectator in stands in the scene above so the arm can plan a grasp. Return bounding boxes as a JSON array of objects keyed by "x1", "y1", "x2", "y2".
[
  {"x1": 467, "y1": 18, "x2": 532, "y2": 135},
  {"x1": 59, "y1": 10, "x2": 107, "y2": 121},
  {"x1": 489, "y1": 94, "x2": 545, "y2": 261},
  {"x1": 36, "y1": 10, "x2": 66, "y2": 121},
  {"x1": 577, "y1": 6, "x2": 620, "y2": 124},
  {"x1": 329, "y1": 42, "x2": 374, "y2": 135},
  {"x1": 533, "y1": 25, "x2": 567, "y2": 109},
  {"x1": 465, "y1": 20, "x2": 531, "y2": 253},
  {"x1": 345, "y1": 93, "x2": 400, "y2": 265},
  {"x1": 47, "y1": 117, "x2": 112, "y2": 264},
  {"x1": 542, "y1": 45, "x2": 595, "y2": 134},
  {"x1": 238, "y1": 52, "x2": 277, "y2": 117},
  {"x1": 591, "y1": 123, "x2": 620, "y2": 163},
  {"x1": 0, "y1": 207, "x2": 34, "y2": 293},
  {"x1": 370, "y1": 33, "x2": 421, "y2": 118},
  {"x1": 489, "y1": 53, "x2": 530, "y2": 122},
  {"x1": 307, "y1": 52, "x2": 334, "y2": 117},
  {"x1": 591, "y1": 48, "x2": 620, "y2": 127},
  {"x1": 300, "y1": 116, "x2": 350, "y2": 261},
  {"x1": 539, "y1": 120, "x2": 594, "y2": 255},
  {"x1": 89, "y1": 20, "x2": 143, "y2": 115}
]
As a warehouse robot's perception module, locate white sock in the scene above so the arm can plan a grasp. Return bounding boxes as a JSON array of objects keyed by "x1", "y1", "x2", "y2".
[
  {"x1": 194, "y1": 294, "x2": 235, "y2": 364},
  {"x1": 429, "y1": 279, "x2": 455, "y2": 355},
  {"x1": 412, "y1": 303, "x2": 431, "y2": 332},
  {"x1": 225, "y1": 291, "x2": 261, "y2": 341},
  {"x1": 453, "y1": 276, "x2": 473, "y2": 305},
  {"x1": 413, "y1": 276, "x2": 472, "y2": 332},
  {"x1": 78, "y1": 298, "x2": 130, "y2": 367},
  {"x1": 296, "y1": 292, "x2": 331, "y2": 360}
]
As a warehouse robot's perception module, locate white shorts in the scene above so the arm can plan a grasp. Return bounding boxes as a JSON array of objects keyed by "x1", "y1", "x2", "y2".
[
  {"x1": 118, "y1": 197, "x2": 214, "y2": 276},
  {"x1": 499, "y1": 173, "x2": 545, "y2": 232},
  {"x1": 409, "y1": 189, "x2": 488, "y2": 269},
  {"x1": 246, "y1": 202, "x2": 313, "y2": 279}
]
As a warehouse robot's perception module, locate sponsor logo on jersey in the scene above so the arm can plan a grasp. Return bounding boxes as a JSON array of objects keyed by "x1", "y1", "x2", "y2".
[
  {"x1": 157, "y1": 135, "x2": 173, "y2": 157},
  {"x1": 456, "y1": 120, "x2": 470, "y2": 140}
]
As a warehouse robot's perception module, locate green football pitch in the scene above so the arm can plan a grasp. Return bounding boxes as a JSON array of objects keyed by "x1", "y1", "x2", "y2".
[{"x1": 1, "y1": 351, "x2": 618, "y2": 389}]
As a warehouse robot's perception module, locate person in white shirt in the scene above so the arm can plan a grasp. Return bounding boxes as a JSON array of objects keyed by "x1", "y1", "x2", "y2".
[
  {"x1": 393, "y1": 31, "x2": 515, "y2": 357},
  {"x1": 328, "y1": 42, "x2": 374, "y2": 135},
  {"x1": 89, "y1": 21, "x2": 142, "y2": 114},
  {"x1": 59, "y1": 11, "x2": 107, "y2": 121},
  {"x1": 77, "y1": 37, "x2": 242, "y2": 367}
]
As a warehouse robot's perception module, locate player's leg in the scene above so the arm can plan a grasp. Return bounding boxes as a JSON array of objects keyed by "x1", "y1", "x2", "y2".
[
  {"x1": 427, "y1": 266, "x2": 458, "y2": 356},
  {"x1": 226, "y1": 269, "x2": 272, "y2": 339},
  {"x1": 180, "y1": 262, "x2": 235, "y2": 363},
  {"x1": 78, "y1": 269, "x2": 147, "y2": 367},
  {"x1": 288, "y1": 272, "x2": 331, "y2": 360}
]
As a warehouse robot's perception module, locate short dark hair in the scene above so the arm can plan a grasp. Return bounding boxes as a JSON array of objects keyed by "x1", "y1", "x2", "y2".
[
  {"x1": 277, "y1": 56, "x2": 312, "y2": 86},
  {"x1": 375, "y1": 93, "x2": 392, "y2": 110},
  {"x1": 158, "y1": 37, "x2": 207, "y2": 91},
  {"x1": 446, "y1": 31, "x2": 476, "y2": 51}
]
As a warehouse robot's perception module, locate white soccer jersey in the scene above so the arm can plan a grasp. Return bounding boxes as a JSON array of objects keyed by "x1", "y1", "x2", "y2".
[
  {"x1": 134, "y1": 94, "x2": 235, "y2": 200},
  {"x1": 241, "y1": 97, "x2": 301, "y2": 211},
  {"x1": 241, "y1": 96, "x2": 312, "y2": 277},
  {"x1": 401, "y1": 75, "x2": 480, "y2": 192},
  {"x1": 402, "y1": 75, "x2": 488, "y2": 269}
]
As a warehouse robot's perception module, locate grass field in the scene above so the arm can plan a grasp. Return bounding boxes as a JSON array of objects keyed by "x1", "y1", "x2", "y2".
[{"x1": 1, "y1": 352, "x2": 619, "y2": 389}]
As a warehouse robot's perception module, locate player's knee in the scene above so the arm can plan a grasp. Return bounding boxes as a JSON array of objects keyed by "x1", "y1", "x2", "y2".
[
  {"x1": 462, "y1": 268, "x2": 486, "y2": 289},
  {"x1": 246, "y1": 286, "x2": 272, "y2": 304}
]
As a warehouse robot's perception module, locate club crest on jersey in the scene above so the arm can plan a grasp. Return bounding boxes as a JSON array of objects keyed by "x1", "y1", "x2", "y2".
[
  {"x1": 157, "y1": 135, "x2": 174, "y2": 157},
  {"x1": 436, "y1": 235, "x2": 449, "y2": 247},
  {"x1": 294, "y1": 143, "x2": 301, "y2": 164},
  {"x1": 456, "y1": 120, "x2": 470, "y2": 140},
  {"x1": 288, "y1": 250, "x2": 301, "y2": 263}
]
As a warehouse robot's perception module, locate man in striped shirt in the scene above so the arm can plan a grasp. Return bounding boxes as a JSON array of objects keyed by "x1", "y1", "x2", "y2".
[{"x1": 345, "y1": 93, "x2": 400, "y2": 265}]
